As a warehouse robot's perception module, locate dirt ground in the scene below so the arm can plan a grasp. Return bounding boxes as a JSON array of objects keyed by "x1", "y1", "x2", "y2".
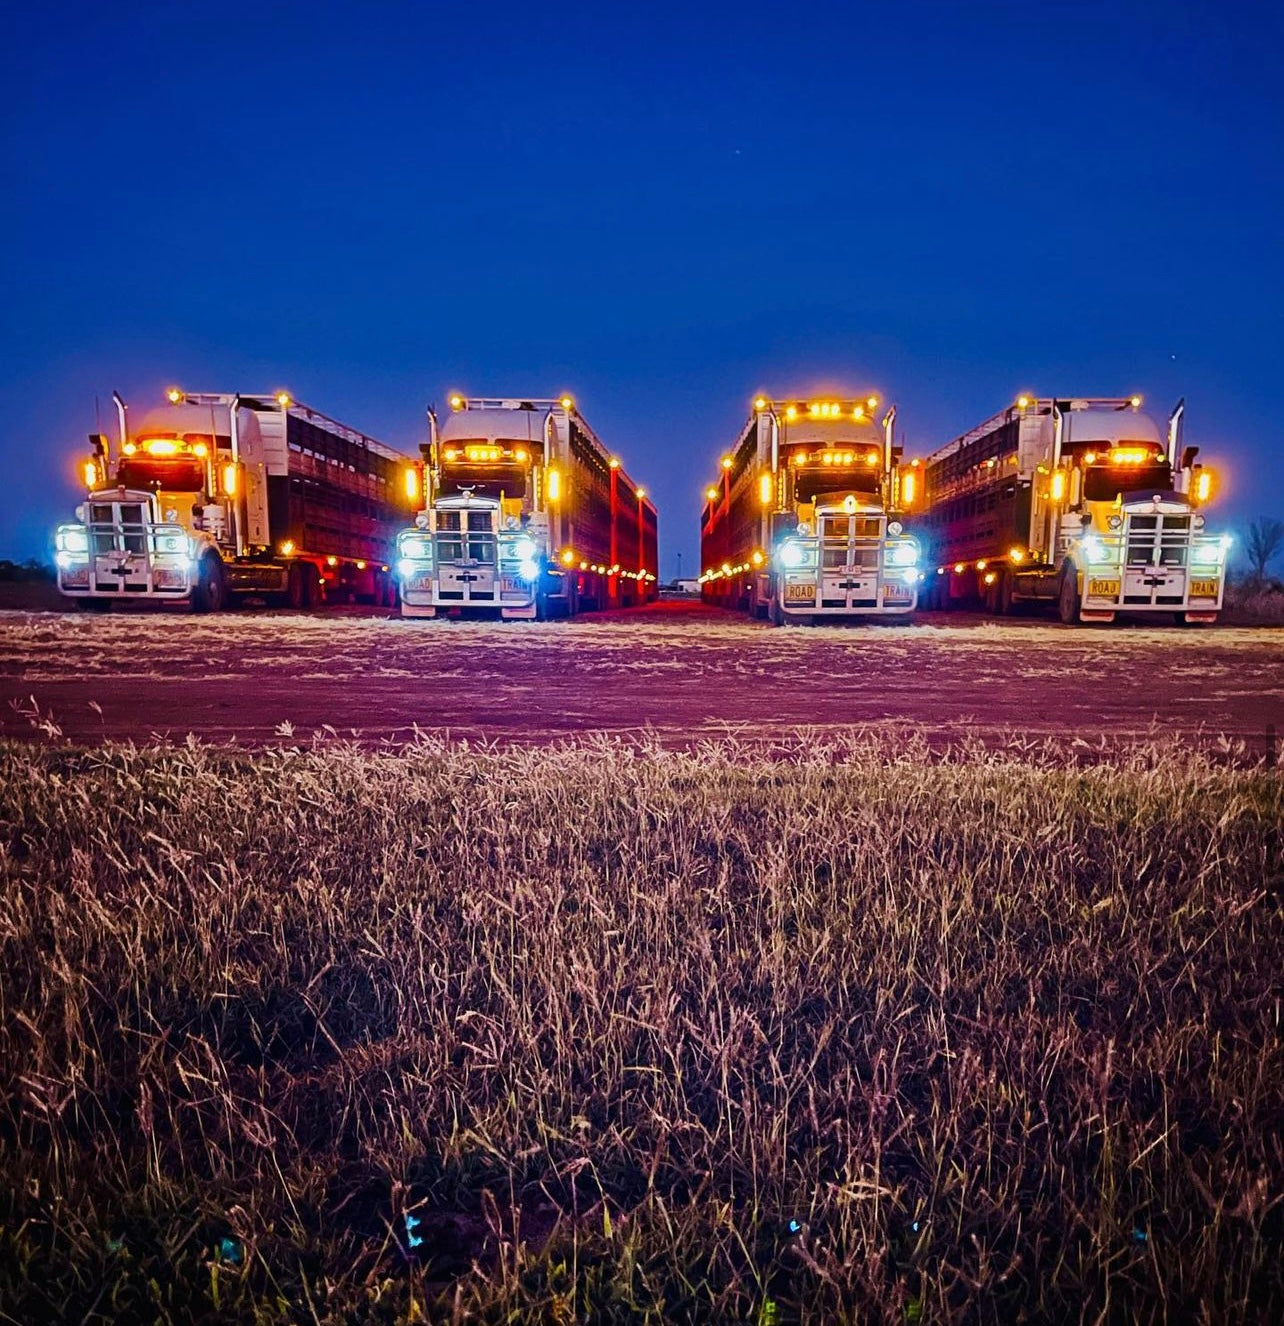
[{"x1": 1, "y1": 597, "x2": 1281, "y2": 750}]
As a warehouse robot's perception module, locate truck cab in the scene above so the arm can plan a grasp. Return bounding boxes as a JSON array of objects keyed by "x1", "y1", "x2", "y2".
[{"x1": 398, "y1": 398, "x2": 565, "y2": 620}]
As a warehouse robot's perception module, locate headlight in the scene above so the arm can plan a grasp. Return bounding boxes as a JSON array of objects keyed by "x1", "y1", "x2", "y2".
[
  {"x1": 57, "y1": 526, "x2": 89, "y2": 554},
  {"x1": 518, "y1": 557, "x2": 540, "y2": 582},
  {"x1": 779, "y1": 540, "x2": 804, "y2": 569},
  {"x1": 1190, "y1": 544, "x2": 1222, "y2": 567},
  {"x1": 1108, "y1": 514, "x2": 1123, "y2": 529},
  {"x1": 887, "y1": 520, "x2": 903, "y2": 536},
  {"x1": 888, "y1": 542, "x2": 919, "y2": 567},
  {"x1": 397, "y1": 557, "x2": 420, "y2": 580},
  {"x1": 55, "y1": 549, "x2": 74, "y2": 569},
  {"x1": 1081, "y1": 535, "x2": 1106, "y2": 562},
  {"x1": 513, "y1": 536, "x2": 537, "y2": 561}
]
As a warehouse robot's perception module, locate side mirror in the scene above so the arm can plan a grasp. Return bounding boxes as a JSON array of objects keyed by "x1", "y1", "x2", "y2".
[
  {"x1": 88, "y1": 433, "x2": 109, "y2": 458},
  {"x1": 1180, "y1": 445, "x2": 1199, "y2": 469},
  {"x1": 891, "y1": 445, "x2": 904, "y2": 463}
]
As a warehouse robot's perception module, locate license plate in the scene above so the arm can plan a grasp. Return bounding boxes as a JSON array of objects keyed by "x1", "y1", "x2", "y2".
[
  {"x1": 500, "y1": 575, "x2": 528, "y2": 594},
  {"x1": 882, "y1": 584, "x2": 912, "y2": 601},
  {"x1": 784, "y1": 582, "x2": 815, "y2": 602},
  {"x1": 1189, "y1": 578, "x2": 1219, "y2": 599},
  {"x1": 1088, "y1": 579, "x2": 1120, "y2": 598},
  {"x1": 407, "y1": 575, "x2": 434, "y2": 592}
]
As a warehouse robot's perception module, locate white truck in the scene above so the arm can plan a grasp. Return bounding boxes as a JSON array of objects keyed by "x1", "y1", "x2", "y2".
[
  {"x1": 55, "y1": 390, "x2": 420, "y2": 611},
  {"x1": 396, "y1": 395, "x2": 658, "y2": 619},
  {"x1": 916, "y1": 396, "x2": 1226, "y2": 624},
  {"x1": 700, "y1": 395, "x2": 921, "y2": 623}
]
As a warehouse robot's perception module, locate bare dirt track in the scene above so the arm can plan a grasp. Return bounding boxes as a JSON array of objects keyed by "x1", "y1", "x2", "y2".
[{"x1": 1, "y1": 599, "x2": 1281, "y2": 748}]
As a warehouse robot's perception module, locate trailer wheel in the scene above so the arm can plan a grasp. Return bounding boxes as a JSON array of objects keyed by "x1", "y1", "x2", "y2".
[
  {"x1": 191, "y1": 555, "x2": 227, "y2": 614},
  {"x1": 1057, "y1": 562, "x2": 1081, "y2": 625}
]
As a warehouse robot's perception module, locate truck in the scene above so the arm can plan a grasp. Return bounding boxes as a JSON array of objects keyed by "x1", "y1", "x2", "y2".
[
  {"x1": 700, "y1": 395, "x2": 921, "y2": 623},
  {"x1": 396, "y1": 395, "x2": 659, "y2": 619},
  {"x1": 915, "y1": 395, "x2": 1227, "y2": 624},
  {"x1": 55, "y1": 390, "x2": 422, "y2": 611}
]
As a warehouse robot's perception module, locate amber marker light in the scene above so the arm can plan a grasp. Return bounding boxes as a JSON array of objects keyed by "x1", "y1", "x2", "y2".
[
  {"x1": 559, "y1": 395, "x2": 574, "y2": 410},
  {"x1": 1194, "y1": 469, "x2": 1214, "y2": 503},
  {"x1": 561, "y1": 548, "x2": 576, "y2": 566},
  {"x1": 751, "y1": 550, "x2": 765, "y2": 566},
  {"x1": 954, "y1": 562, "x2": 966, "y2": 573},
  {"x1": 404, "y1": 467, "x2": 420, "y2": 501},
  {"x1": 754, "y1": 396, "x2": 767, "y2": 411},
  {"x1": 609, "y1": 457, "x2": 620, "y2": 469},
  {"x1": 635, "y1": 487, "x2": 647, "y2": 500},
  {"x1": 721, "y1": 456, "x2": 733, "y2": 470},
  {"x1": 547, "y1": 468, "x2": 562, "y2": 501},
  {"x1": 705, "y1": 486, "x2": 719, "y2": 502},
  {"x1": 281, "y1": 540, "x2": 296, "y2": 556},
  {"x1": 223, "y1": 463, "x2": 238, "y2": 495},
  {"x1": 166, "y1": 387, "x2": 184, "y2": 404},
  {"x1": 1050, "y1": 470, "x2": 1067, "y2": 502},
  {"x1": 81, "y1": 459, "x2": 98, "y2": 487},
  {"x1": 759, "y1": 473, "x2": 772, "y2": 505},
  {"x1": 275, "y1": 392, "x2": 292, "y2": 409},
  {"x1": 449, "y1": 394, "x2": 465, "y2": 411},
  {"x1": 1017, "y1": 394, "x2": 1032, "y2": 409}
]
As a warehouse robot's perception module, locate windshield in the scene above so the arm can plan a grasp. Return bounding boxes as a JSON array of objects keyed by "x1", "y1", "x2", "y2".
[
  {"x1": 794, "y1": 464, "x2": 881, "y2": 503},
  {"x1": 1083, "y1": 461, "x2": 1172, "y2": 503},
  {"x1": 439, "y1": 462, "x2": 528, "y2": 499},
  {"x1": 116, "y1": 457, "x2": 206, "y2": 492}
]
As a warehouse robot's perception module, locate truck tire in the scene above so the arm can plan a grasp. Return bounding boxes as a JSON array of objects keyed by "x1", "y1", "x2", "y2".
[
  {"x1": 302, "y1": 563, "x2": 323, "y2": 609},
  {"x1": 191, "y1": 555, "x2": 227, "y2": 614},
  {"x1": 769, "y1": 594, "x2": 784, "y2": 626},
  {"x1": 998, "y1": 571, "x2": 1016, "y2": 616},
  {"x1": 286, "y1": 563, "x2": 306, "y2": 610},
  {"x1": 1057, "y1": 562, "x2": 1081, "y2": 626}
]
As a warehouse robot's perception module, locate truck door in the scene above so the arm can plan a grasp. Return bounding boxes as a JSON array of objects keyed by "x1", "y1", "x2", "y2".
[
  {"x1": 819, "y1": 514, "x2": 881, "y2": 609},
  {"x1": 1122, "y1": 513, "x2": 1190, "y2": 607},
  {"x1": 88, "y1": 499, "x2": 154, "y2": 594},
  {"x1": 435, "y1": 509, "x2": 498, "y2": 603}
]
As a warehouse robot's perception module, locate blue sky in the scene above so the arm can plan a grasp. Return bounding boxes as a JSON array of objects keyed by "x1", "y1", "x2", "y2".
[{"x1": 3, "y1": 0, "x2": 1281, "y2": 576}]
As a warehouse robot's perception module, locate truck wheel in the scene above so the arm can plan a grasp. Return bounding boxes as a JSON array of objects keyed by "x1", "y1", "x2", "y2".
[
  {"x1": 191, "y1": 555, "x2": 227, "y2": 614},
  {"x1": 287, "y1": 563, "x2": 306, "y2": 610},
  {"x1": 998, "y1": 572, "x2": 1016, "y2": 616},
  {"x1": 1057, "y1": 562, "x2": 1081, "y2": 625},
  {"x1": 303, "y1": 563, "x2": 323, "y2": 609},
  {"x1": 769, "y1": 594, "x2": 784, "y2": 626}
]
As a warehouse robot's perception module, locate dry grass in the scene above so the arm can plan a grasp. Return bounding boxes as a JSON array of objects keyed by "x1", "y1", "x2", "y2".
[{"x1": 1, "y1": 732, "x2": 1281, "y2": 1322}]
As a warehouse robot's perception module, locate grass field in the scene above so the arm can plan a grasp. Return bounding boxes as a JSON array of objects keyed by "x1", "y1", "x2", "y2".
[{"x1": 1, "y1": 732, "x2": 1281, "y2": 1322}]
